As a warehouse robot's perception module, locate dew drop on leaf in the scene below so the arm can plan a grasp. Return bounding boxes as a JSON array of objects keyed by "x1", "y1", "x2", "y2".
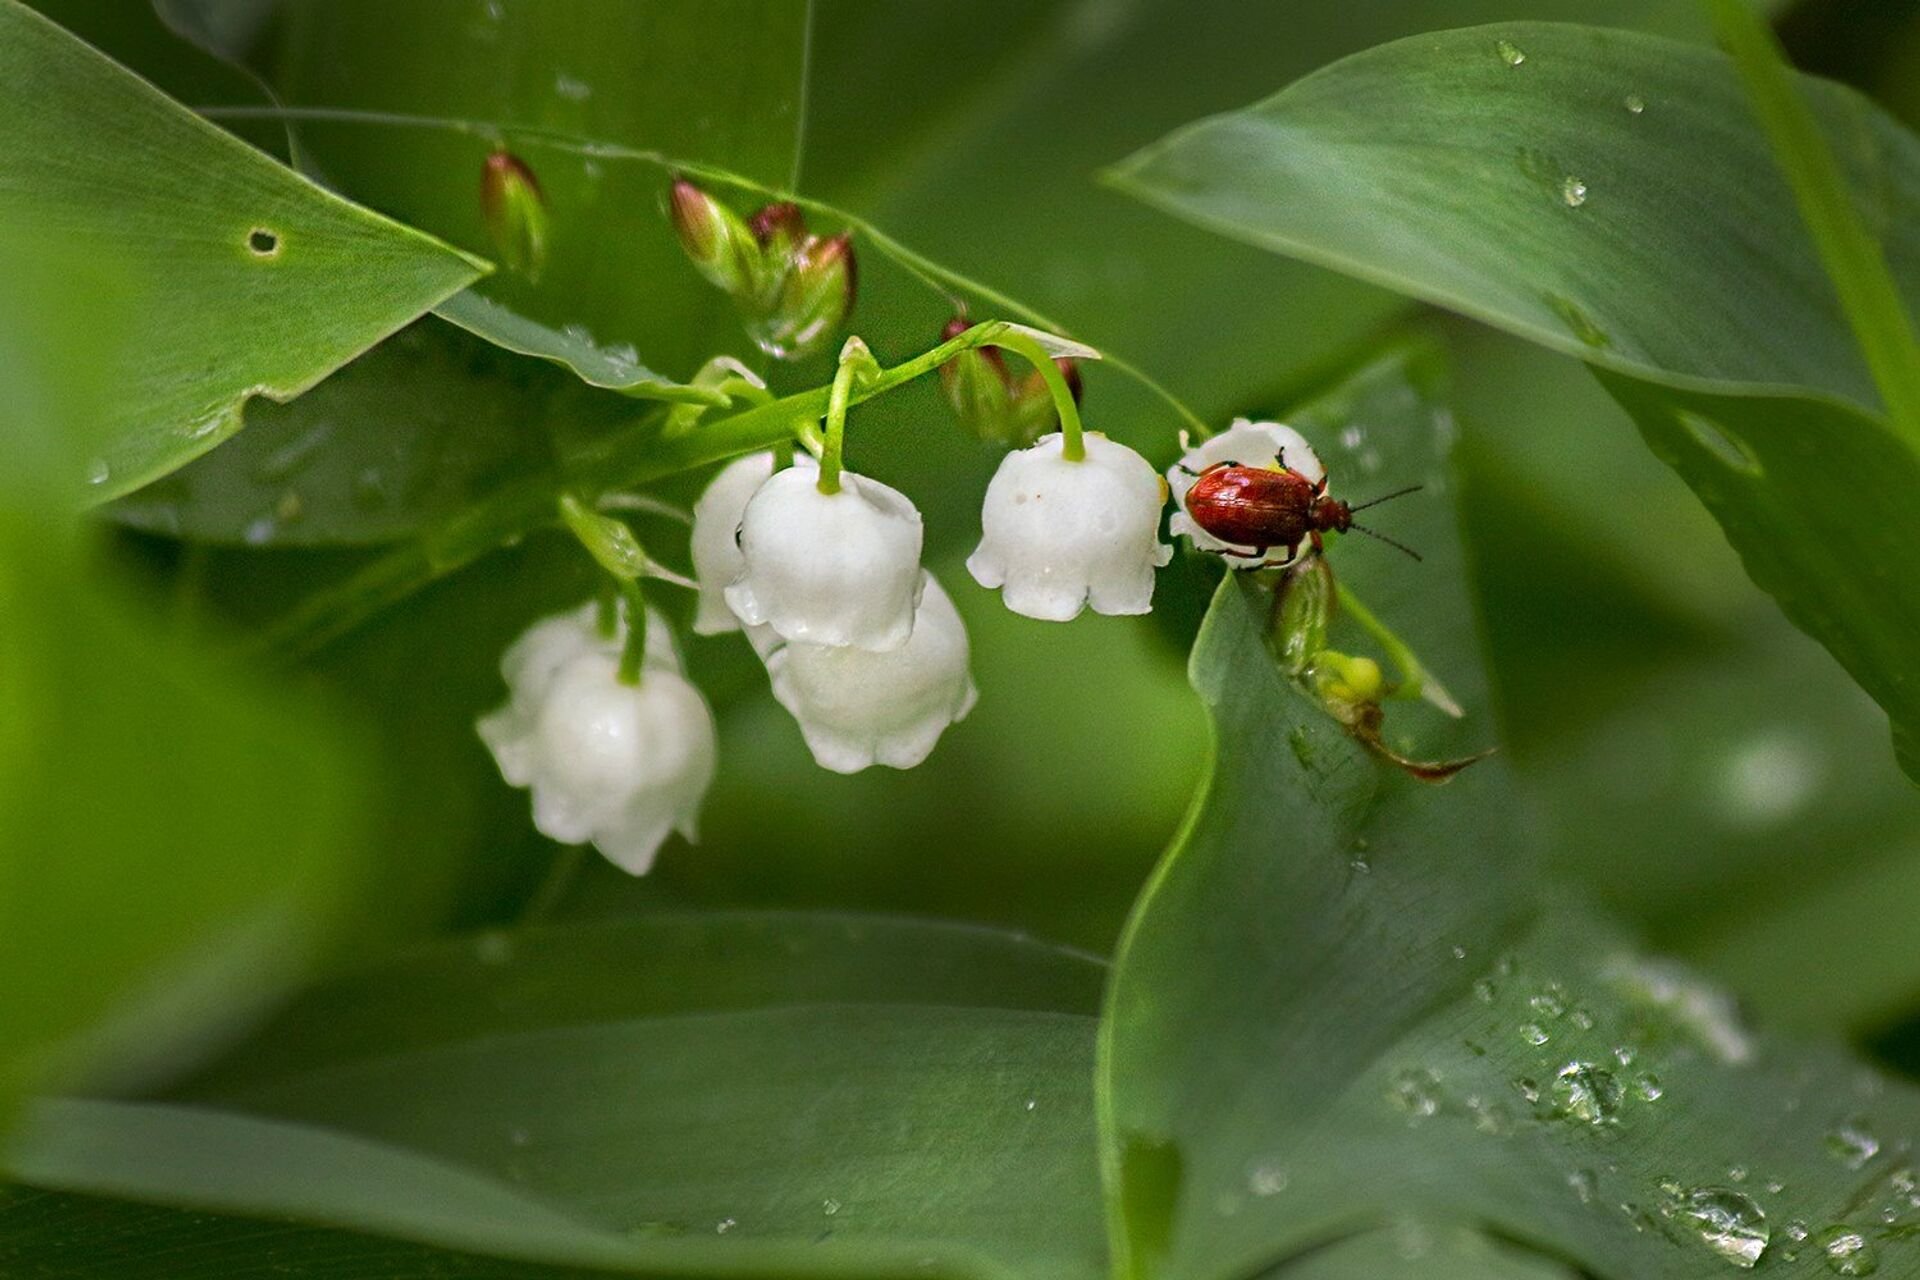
[
  {"x1": 1248, "y1": 1161, "x2": 1288, "y2": 1196},
  {"x1": 1497, "y1": 39, "x2": 1527, "y2": 66},
  {"x1": 1666, "y1": 1186, "x2": 1770, "y2": 1268},
  {"x1": 1521, "y1": 1022, "x2": 1551, "y2": 1046},
  {"x1": 1625, "y1": 94, "x2": 1647, "y2": 114},
  {"x1": 1635, "y1": 1072, "x2": 1664, "y2": 1102},
  {"x1": 1562, "y1": 176, "x2": 1589, "y2": 207},
  {"x1": 1387, "y1": 1067, "x2": 1442, "y2": 1118},
  {"x1": 86, "y1": 457, "x2": 110, "y2": 486},
  {"x1": 1826, "y1": 1120, "x2": 1881, "y2": 1169},
  {"x1": 1552, "y1": 1062, "x2": 1623, "y2": 1125},
  {"x1": 1816, "y1": 1226, "x2": 1879, "y2": 1275}
]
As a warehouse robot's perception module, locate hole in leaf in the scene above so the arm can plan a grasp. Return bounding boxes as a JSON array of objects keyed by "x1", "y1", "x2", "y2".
[
  {"x1": 1678, "y1": 412, "x2": 1761, "y2": 476},
  {"x1": 247, "y1": 228, "x2": 281, "y2": 257}
]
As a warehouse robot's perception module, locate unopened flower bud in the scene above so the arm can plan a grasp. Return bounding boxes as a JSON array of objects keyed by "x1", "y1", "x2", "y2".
[
  {"x1": 937, "y1": 318, "x2": 1084, "y2": 446},
  {"x1": 750, "y1": 232, "x2": 856, "y2": 360},
  {"x1": 481, "y1": 150, "x2": 550, "y2": 281},
  {"x1": 749, "y1": 201, "x2": 807, "y2": 272},
  {"x1": 669, "y1": 177, "x2": 759, "y2": 296}
]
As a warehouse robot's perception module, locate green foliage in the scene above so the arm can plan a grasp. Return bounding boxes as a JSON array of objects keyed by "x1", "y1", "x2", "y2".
[
  {"x1": 0, "y1": 0, "x2": 482, "y2": 501},
  {"x1": 1108, "y1": 21, "x2": 1920, "y2": 779}
]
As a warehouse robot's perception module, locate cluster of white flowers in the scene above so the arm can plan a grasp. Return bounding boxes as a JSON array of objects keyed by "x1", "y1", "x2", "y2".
[{"x1": 480, "y1": 412, "x2": 1321, "y2": 875}]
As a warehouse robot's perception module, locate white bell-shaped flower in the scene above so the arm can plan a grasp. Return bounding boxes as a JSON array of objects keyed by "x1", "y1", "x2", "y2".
[
  {"x1": 967, "y1": 431, "x2": 1171, "y2": 621},
  {"x1": 725, "y1": 465, "x2": 924, "y2": 651},
  {"x1": 1167, "y1": 419, "x2": 1325, "y2": 568},
  {"x1": 477, "y1": 605, "x2": 713, "y2": 876},
  {"x1": 689, "y1": 450, "x2": 818, "y2": 635},
  {"x1": 765, "y1": 572, "x2": 976, "y2": 774}
]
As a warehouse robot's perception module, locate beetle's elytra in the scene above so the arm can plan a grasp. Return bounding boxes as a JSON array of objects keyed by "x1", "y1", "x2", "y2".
[{"x1": 1182, "y1": 456, "x2": 1422, "y2": 564}]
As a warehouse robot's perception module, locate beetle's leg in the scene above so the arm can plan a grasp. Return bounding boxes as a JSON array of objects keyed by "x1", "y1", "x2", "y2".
[
  {"x1": 1177, "y1": 460, "x2": 1238, "y2": 479},
  {"x1": 1215, "y1": 545, "x2": 1267, "y2": 560},
  {"x1": 1308, "y1": 531, "x2": 1325, "y2": 554}
]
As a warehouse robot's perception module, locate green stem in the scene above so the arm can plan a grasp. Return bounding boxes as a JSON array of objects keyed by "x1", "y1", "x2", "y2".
[
  {"x1": 256, "y1": 323, "x2": 1019, "y2": 658},
  {"x1": 617, "y1": 579, "x2": 648, "y2": 685},
  {"x1": 817, "y1": 348, "x2": 862, "y2": 495},
  {"x1": 1335, "y1": 581, "x2": 1463, "y2": 718},
  {"x1": 196, "y1": 104, "x2": 1215, "y2": 438},
  {"x1": 994, "y1": 332, "x2": 1086, "y2": 460}
]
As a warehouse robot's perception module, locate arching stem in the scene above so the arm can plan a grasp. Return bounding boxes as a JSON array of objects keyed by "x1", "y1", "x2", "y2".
[
  {"x1": 616, "y1": 579, "x2": 649, "y2": 686},
  {"x1": 992, "y1": 331, "x2": 1086, "y2": 461},
  {"x1": 816, "y1": 337, "x2": 880, "y2": 495}
]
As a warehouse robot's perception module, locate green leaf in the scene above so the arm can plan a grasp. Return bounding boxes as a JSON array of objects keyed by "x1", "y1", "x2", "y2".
[
  {"x1": 434, "y1": 291, "x2": 725, "y2": 406},
  {"x1": 0, "y1": 0, "x2": 483, "y2": 502},
  {"x1": 1098, "y1": 353, "x2": 1920, "y2": 1279},
  {"x1": 109, "y1": 317, "x2": 560, "y2": 546},
  {"x1": 1107, "y1": 20, "x2": 1920, "y2": 781},
  {"x1": 6, "y1": 914, "x2": 1108, "y2": 1279}
]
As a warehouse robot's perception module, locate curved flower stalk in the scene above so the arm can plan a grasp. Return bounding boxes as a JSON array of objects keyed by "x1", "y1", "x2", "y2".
[
  {"x1": 477, "y1": 602, "x2": 714, "y2": 875},
  {"x1": 764, "y1": 572, "x2": 977, "y2": 773},
  {"x1": 968, "y1": 431, "x2": 1171, "y2": 620},
  {"x1": 1168, "y1": 419, "x2": 1324, "y2": 567},
  {"x1": 689, "y1": 450, "x2": 817, "y2": 635},
  {"x1": 725, "y1": 459, "x2": 925, "y2": 652}
]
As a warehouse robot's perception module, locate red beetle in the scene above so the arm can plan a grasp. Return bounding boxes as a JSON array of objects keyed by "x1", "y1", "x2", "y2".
[{"x1": 1180, "y1": 453, "x2": 1421, "y2": 564}]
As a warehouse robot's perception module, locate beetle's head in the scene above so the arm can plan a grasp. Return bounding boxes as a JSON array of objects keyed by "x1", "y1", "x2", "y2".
[{"x1": 1312, "y1": 495, "x2": 1352, "y2": 532}]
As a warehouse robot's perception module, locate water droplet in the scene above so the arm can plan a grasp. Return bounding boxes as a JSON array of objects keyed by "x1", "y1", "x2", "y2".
[
  {"x1": 1530, "y1": 988, "x2": 1567, "y2": 1019},
  {"x1": 1497, "y1": 39, "x2": 1527, "y2": 66},
  {"x1": 1451, "y1": 945, "x2": 1468, "y2": 961},
  {"x1": 1513, "y1": 1076, "x2": 1541, "y2": 1104},
  {"x1": 1521, "y1": 1023, "x2": 1551, "y2": 1047},
  {"x1": 1787, "y1": 1221, "x2": 1811, "y2": 1242},
  {"x1": 1827, "y1": 1120, "x2": 1881, "y2": 1170},
  {"x1": 1467, "y1": 1093, "x2": 1511, "y2": 1135},
  {"x1": 1570, "y1": 1169, "x2": 1599, "y2": 1203},
  {"x1": 1768, "y1": 1181, "x2": 1786, "y2": 1196},
  {"x1": 86, "y1": 457, "x2": 110, "y2": 486},
  {"x1": 184, "y1": 413, "x2": 224, "y2": 442},
  {"x1": 1677, "y1": 413, "x2": 1763, "y2": 477},
  {"x1": 1635, "y1": 1072, "x2": 1664, "y2": 1102},
  {"x1": 1545, "y1": 292, "x2": 1612, "y2": 349},
  {"x1": 1605, "y1": 957, "x2": 1754, "y2": 1064},
  {"x1": 1562, "y1": 176, "x2": 1589, "y2": 207},
  {"x1": 1024, "y1": 1098, "x2": 1037, "y2": 1112},
  {"x1": 1817, "y1": 1226, "x2": 1878, "y2": 1274},
  {"x1": 715, "y1": 1217, "x2": 736, "y2": 1235},
  {"x1": 1613, "y1": 1046, "x2": 1636, "y2": 1067},
  {"x1": 822, "y1": 1198, "x2": 841, "y2": 1217},
  {"x1": 1728, "y1": 1166, "x2": 1749, "y2": 1183},
  {"x1": 1473, "y1": 979, "x2": 1497, "y2": 1004},
  {"x1": 1625, "y1": 94, "x2": 1647, "y2": 114},
  {"x1": 1552, "y1": 1062, "x2": 1623, "y2": 1125},
  {"x1": 1340, "y1": 424, "x2": 1366, "y2": 450},
  {"x1": 1387, "y1": 1067, "x2": 1442, "y2": 1118},
  {"x1": 1666, "y1": 1187, "x2": 1770, "y2": 1268},
  {"x1": 1248, "y1": 1162, "x2": 1289, "y2": 1196},
  {"x1": 554, "y1": 72, "x2": 592, "y2": 102}
]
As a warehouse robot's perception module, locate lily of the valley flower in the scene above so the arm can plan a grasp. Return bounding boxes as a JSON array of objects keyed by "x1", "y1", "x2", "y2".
[
  {"x1": 476, "y1": 603, "x2": 714, "y2": 876},
  {"x1": 1167, "y1": 419, "x2": 1325, "y2": 567},
  {"x1": 726, "y1": 464, "x2": 925, "y2": 651},
  {"x1": 689, "y1": 450, "x2": 818, "y2": 635},
  {"x1": 764, "y1": 572, "x2": 976, "y2": 773},
  {"x1": 968, "y1": 431, "x2": 1170, "y2": 621}
]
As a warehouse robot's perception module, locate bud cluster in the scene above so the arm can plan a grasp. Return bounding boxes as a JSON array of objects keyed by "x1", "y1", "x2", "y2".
[
  {"x1": 480, "y1": 149, "x2": 551, "y2": 282},
  {"x1": 938, "y1": 317, "x2": 1083, "y2": 446},
  {"x1": 669, "y1": 180, "x2": 855, "y2": 360}
]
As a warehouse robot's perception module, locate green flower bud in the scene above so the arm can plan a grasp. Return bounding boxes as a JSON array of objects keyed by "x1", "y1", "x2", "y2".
[
  {"x1": 669, "y1": 178, "x2": 759, "y2": 296},
  {"x1": 748, "y1": 231, "x2": 855, "y2": 360},
  {"x1": 937, "y1": 318, "x2": 1084, "y2": 446},
  {"x1": 480, "y1": 150, "x2": 550, "y2": 281}
]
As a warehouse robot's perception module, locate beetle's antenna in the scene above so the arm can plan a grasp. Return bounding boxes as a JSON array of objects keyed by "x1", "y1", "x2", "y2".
[
  {"x1": 1349, "y1": 484, "x2": 1423, "y2": 512},
  {"x1": 1349, "y1": 522, "x2": 1424, "y2": 562}
]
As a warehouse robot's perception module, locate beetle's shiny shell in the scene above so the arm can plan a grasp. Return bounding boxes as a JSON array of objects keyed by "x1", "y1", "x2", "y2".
[{"x1": 1184, "y1": 465, "x2": 1317, "y2": 550}]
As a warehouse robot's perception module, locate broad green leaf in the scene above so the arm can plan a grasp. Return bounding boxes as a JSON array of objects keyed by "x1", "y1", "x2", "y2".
[
  {"x1": 1099, "y1": 354, "x2": 1920, "y2": 1279},
  {"x1": 434, "y1": 290, "x2": 724, "y2": 405},
  {"x1": 111, "y1": 317, "x2": 560, "y2": 545},
  {"x1": 0, "y1": 0, "x2": 483, "y2": 502},
  {"x1": 7, "y1": 914, "x2": 1108, "y2": 1279},
  {"x1": 1107, "y1": 21, "x2": 1920, "y2": 780}
]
